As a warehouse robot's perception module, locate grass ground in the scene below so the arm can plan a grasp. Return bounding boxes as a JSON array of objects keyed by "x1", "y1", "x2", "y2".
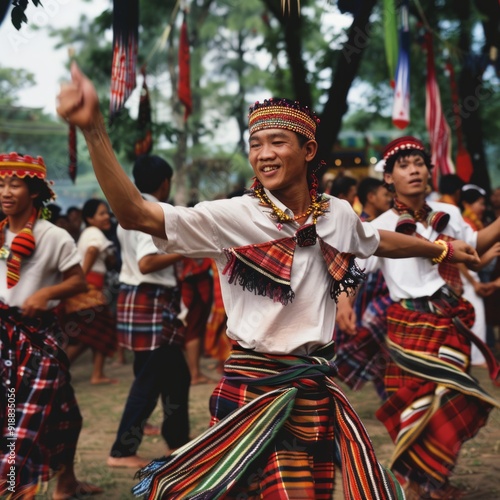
[{"x1": 36, "y1": 350, "x2": 500, "y2": 499}]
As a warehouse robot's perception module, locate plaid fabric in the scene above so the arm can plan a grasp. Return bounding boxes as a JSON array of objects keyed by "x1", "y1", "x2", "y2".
[
  {"x1": 109, "y1": 0, "x2": 138, "y2": 123},
  {"x1": 204, "y1": 264, "x2": 230, "y2": 362},
  {"x1": 181, "y1": 271, "x2": 213, "y2": 344},
  {"x1": 117, "y1": 283, "x2": 184, "y2": 351},
  {"x1": 376, "y1": 291, "x2": 497, "y2": 490},
  {"x1": 63, "y1": 303, "x2": 117, "y2": 357},
  {"x1": 223, "y1": 237, "x2": 296, "y2": 305},
  {"x1": 436, "y1": 233, "x2": 463, "y2": 296},
  {"x1": 0, "y1": 305, "x2": 82, "y2": 495},
  {"x1": 224, "y1": 234, "x2": 364, "y2": 306},
  {"x1": 335, "y1": 293, "x2": 392, "y2": 397},
  {"x1": 133, "y1": 343, "x2": 404, "y2": 500}
]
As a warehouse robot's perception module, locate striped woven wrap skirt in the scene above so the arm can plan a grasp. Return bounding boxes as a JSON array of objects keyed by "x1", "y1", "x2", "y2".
[
  {"x1": 376, "y1": 287, "x2": 498, "y2": 491},
  {"x1": 0, "y1": 305, "x2": 82, "y2": 497},
  {"x1": 134, "y1": 343, "x2": 404, "y2": 499}
]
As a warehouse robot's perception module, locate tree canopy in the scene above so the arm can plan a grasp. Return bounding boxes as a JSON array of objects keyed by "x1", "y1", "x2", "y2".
[{"x1": 2, "y1": 0, "x2": 500, "y2": 199}]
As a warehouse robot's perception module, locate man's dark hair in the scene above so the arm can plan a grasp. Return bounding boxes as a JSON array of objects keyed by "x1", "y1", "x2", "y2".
[
  {"x1": 330, "y1": 175, "x2": 357, "y2": 198},
  {"x1": 23, "y1": 176, "x2": 54, "y2": 210},
  {"x1": 357, "y1": 177, "x2": 384, "y2": 206},
  {"x1": 439, "y1": 174, "x2": 464, "y2": 195},
  {"x1": 384, "y1": 149, "x2": 433, "y2": 174},
  {"x1": 133, "y1": 155, "x2": 173, "y2": 194}
]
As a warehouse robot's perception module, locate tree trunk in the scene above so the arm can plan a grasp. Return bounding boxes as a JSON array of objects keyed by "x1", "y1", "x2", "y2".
[
  {"x1": 315, "y1": 0, "x2": 377, "y2": 169},
  {"x1": 457, "y1": 0, "x2": 491, "y2": 192}
]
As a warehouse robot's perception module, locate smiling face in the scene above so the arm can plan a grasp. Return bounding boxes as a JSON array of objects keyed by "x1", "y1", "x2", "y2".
[
  {"x1": 0, "y1": 175, "x2": 37, "y2": 218},
  {"x1": 86, "y1": 202, "x2": 112, "y2": 232},
  {"x1": 248, "y1": 129, "x2": 317, "y2": 194},
  {"x1": 384, "y1": 153, "x2": 430, "y2": 201}
]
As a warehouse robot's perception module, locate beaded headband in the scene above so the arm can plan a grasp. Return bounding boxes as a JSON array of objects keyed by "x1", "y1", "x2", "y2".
[
  {"x1": 0, "y1": 152, "x2": 56, "y2": 200},
  {"x1": 248, "y1": 98, "x2": 319, "y2": 140},
  {"x1": 383, "y1": 136, "x2": 425, "y2": 162}
]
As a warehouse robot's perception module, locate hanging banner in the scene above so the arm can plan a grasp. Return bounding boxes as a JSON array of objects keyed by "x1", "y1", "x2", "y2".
[
  {"x1": 424, "y1": 31, "x2": 455, "y2": 188},
  {"x1": 383, "y1": 0, "x2": 398, "y2": 86},
  {"x1": 392, "y1": 0, "x2": 410, "y2": 129},
  {"x1": 445, "y1": 59, "x2": 473, "y2": 182},
  {"x1": 178, "y1": 10, "x2": 192, "y2": 122},
  {"x1": 109, "y1": 0, "x2": 139, "y2": 124}
]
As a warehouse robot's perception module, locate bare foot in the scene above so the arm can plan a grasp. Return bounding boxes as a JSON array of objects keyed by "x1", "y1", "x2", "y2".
[
  {"x1": 53, "y1": 480, "x2": 103, "y2": 499},
  {"x1": 143, "y1": 423, "x2": 160, "y2": 436},
  {"x1": 90, "y1": 377, "x2": 118, "y2": 385},
  {"x1": 190, "y1": 375, "x2": 216, "y2": 385},
  {"x1": 107, "y1": 455, "x2": 149, "y2": 468}
]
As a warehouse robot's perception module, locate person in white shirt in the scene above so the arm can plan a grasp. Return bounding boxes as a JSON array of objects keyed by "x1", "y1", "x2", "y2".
[
  {"x1": 63, "y1": 198, "x2": 118, "y2": 384},
  {"x1": 107, "y1": 155, "x2": 189, "y2": 469},
  {"x1": 57, "y1": 64, "x2": 480, "y2": 499},
  {"x1": 0, "y1": 152, "x2": 102, "y2": 499},
  {"x1": 339, "y1": 136, "x2": 500, "y2": 499}
]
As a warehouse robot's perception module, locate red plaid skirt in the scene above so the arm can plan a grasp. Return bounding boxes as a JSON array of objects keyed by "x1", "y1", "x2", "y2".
[
  {"x1": 116, "y1": 283, "x2": 184, "y2": 351},
  {"x1": 0, "y1": 305, "x2": 82, "y2": 496},
  {"x1": 61, "y1": 291, "x2": 117, "y2": 358},
  {"x1": 181, "y1": 271, "x2": 213, "y2": 344},
  {"x1": 377, "y1": 292, "x2": 494, "y2": 490}
]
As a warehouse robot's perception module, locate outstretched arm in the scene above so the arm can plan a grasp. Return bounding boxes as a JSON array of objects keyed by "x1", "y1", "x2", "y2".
[
  {"x1": 56, "y1": 63, "x2": 165, "y2": 238},
  {"x1": 375, "y1": 230, "x2": 480, "y2": 266}
]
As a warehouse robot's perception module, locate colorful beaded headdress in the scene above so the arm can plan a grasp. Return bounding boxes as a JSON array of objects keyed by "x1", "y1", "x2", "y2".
[
  {"x1": 248, "y1": 98, "x2": 319, "y2": 140},
  {"x1": 382, "y1": 136, "x2": 425, "y2": 162},
  {"x1": 0, "y1": 152, "x2": 56, "y2": 201}
]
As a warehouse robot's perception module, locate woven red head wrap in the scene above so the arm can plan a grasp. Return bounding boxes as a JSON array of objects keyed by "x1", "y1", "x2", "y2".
[
  {"x1": 0, "y1": 152, "x2": 56, "y2": 201},
  {"x1": 382, "y1": 136, "x2": 425, "y2": 162},
  {"x1": 248, "y1": 98, "x2": 319, "y2": 140}
]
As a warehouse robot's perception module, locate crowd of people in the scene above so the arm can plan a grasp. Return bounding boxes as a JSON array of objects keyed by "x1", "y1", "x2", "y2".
[{"x1": 1, "y1": 62, "x2": 500, "y2": 499}]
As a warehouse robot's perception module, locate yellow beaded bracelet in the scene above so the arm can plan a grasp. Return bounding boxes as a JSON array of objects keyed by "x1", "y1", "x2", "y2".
[{"x1": 432, "y1": 239, "x2": 449, "y2": 264}]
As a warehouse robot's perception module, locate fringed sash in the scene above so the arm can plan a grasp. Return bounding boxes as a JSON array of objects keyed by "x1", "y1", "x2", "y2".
[
  {"x1": 223, "y1": 223, "x2": 366, "y2": 305},
  {"x1": 133, "y1": 346, "x2": 405, "y2": 500}
]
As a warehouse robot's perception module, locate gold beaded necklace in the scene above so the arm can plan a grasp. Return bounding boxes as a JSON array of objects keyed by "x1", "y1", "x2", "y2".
[{"x1": 253, "y1": 184, "x2": 327, "y2": 224}]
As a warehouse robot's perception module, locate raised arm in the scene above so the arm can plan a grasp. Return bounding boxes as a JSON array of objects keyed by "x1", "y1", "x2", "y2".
[
  {"x1": 375, "y1": 230, "x2": 480, "y2": 266},
  {"x1": 56, "y1": 63, "x2": 165, "y2": 238}
]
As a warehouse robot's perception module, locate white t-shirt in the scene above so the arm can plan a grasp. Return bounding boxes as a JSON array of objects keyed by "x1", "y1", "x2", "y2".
[
  {"x1": 360, "y1": 201, "x2": 477, "y2": 301},
  {"x1": 0, "y1": 219, "x2": 81, "y2": 309},
  {"x1": 77, "y1": 226, "x2": 113, "y2": 274},
  {"x1": 117, "y1": 194, "x2": 177, "y2": 287},
  {"x1": 153, "y1": 190, "x2": 379, "y2": 355}
]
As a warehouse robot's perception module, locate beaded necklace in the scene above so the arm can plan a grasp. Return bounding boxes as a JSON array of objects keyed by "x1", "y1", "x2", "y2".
[{"x1": 253, "y1": 182, "x2": 327, "y2": 225}]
